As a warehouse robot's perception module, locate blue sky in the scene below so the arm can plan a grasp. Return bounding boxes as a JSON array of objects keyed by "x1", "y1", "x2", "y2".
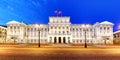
[{"x1": 0, "y1": 0, "x2": 120, "y2": 31}]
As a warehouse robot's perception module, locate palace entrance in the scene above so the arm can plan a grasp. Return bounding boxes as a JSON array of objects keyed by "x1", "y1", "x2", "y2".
[
  {"x1": 58, "y1": 37, "x2": 61, "y2": 43},
  {"x1": 54, "y1": 37, "x2": 57, "y2": 43},
  {"x1": 63, "y1": 37, "x2": 66, "y2": 43},
  {"x1": 53, "y1": 37, "x2": 66, "y2": 44}
]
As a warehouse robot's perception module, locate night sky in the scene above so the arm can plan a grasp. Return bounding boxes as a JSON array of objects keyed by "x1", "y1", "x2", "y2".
[{"x1": 0, "y1": 0, "x2": 120, "y2": 31}]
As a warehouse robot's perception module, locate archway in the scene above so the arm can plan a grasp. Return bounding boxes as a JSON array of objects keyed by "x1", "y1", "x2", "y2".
[
  {"x1": 63, "y1": 37, "x2": 66, "y2": 43},
  {"x1": 54, "y1": 37, "x2": 57, "y2": 43},
  {"x1": 58, "y1": 37, "x2": 61, "y2": 43}
]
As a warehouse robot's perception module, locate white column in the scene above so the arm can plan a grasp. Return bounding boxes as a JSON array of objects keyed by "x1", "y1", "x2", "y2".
[
  {"x1": 52, "y1": 37, "x2": 54, "y2": 43},
  {"x1": 61, "y1": 36, "x2": 63, "y2": 43},
  {"x1": 66, "y1": 37, "x2": 68, "y2": 43},
  {"x1": 57, "y1": 37, "x2": 59, "y2": 43}
]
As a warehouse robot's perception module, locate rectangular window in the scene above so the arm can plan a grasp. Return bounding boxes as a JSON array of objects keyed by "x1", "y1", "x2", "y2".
[{"x1": 80, "y1": 40, "x2": 82, "y2": 43}]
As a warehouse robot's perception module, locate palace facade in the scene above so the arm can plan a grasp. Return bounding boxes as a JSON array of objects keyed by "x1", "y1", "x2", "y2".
[
  {"x1": 6, "y1": 16, "x2": 114, "y2": 44},
  {"x1": 0, "y1": 25, "x2": 7, "y2": 43}
]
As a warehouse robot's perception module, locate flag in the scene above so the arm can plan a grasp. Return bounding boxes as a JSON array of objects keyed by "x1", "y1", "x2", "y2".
[
  {"x1": 54, "y1": 10, "x2": 62, "y2": 14},
  {"x1": 58, "y1": 11, "x2": 62, "y2": 14},
  {"x1": 54, "y1": 10, "x2": 58, "y2": 14}
]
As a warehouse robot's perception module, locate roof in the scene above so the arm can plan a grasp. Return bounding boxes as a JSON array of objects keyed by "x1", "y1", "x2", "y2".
[
  {"x1": 113, "y1": 30, "x2": 120, "y2": 34},
  {"x1": 0, "y1": 25, "x2": 7, "y2": 28},
  {"x1": 0, "y1": 25, "x2": 7, "y2": 29},
  {"x1": 100, "y1": 21, "x2": 114, "y2": 25},
  {"x1": 7, "y1": 21, "x2": 20, "y2": 24}
]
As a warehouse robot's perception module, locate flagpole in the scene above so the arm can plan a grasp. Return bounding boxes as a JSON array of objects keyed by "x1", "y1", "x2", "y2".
[
  {"x1": 57, "y1": 14, "x2": 58, "y2": 17},
  {"x1": 61, "y1": 13, "x2": 62, "y2": 17},
  {"x1": 54, "y1": 10, "x2": 58, "y2": 17}
]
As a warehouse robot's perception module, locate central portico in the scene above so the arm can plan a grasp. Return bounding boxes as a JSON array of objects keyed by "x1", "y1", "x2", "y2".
[{"x1": 48, "y1": 16, "x2": 72, "y2": 44}]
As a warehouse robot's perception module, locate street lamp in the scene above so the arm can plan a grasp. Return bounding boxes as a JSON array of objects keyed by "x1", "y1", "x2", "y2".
[
  {"x1": 82, "y1": 24, "x2": 90, "y2": 48},
  {"x1": 35, "y1": 24, "x2": 42, "y2": 47}
]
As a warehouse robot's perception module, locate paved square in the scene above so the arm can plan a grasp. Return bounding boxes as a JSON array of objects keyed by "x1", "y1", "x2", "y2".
[{"x1": 0, "y1": 45, "x2": 120, "y2": 60}]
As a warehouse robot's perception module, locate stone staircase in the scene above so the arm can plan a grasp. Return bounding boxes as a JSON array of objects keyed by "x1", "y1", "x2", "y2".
[{"x1": 50, "y1": 44, "x2": 71, "y2": 47}]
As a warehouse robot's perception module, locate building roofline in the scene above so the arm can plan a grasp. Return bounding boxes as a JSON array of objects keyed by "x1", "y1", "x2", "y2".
[{"x1": 113, "y1": 30, "x2": 120, "y2": 34}]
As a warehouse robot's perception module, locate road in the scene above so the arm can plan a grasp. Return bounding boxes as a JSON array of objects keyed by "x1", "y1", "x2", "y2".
[{"x1": 0, "y1": 46, "x2": 120, "y2": 60}]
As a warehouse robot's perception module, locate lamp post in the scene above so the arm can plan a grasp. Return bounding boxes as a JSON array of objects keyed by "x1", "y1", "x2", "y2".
[
  {"x1": 82, "y1": 24, "x2": 90, "y2": 48},
  {"x1": 38, "y1": 29, "x2": 40, "y2": 47},
  {"x1": 36, "y1": 24, "x2": 42, "y2": 47},
  {"x1": 84, "y1": 29, "x2": 87, "y2": 48}
]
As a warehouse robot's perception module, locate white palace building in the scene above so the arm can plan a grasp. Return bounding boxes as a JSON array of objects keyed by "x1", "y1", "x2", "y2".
[{"x1": 6, "y1": 16, "x2": 114, "y2": 44}]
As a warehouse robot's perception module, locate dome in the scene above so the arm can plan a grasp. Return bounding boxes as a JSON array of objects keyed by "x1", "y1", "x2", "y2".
[
  {"x1": 7, "y1": 20, "x2": 20, "y2": 24},
  {"x1": 100, "y1": 21, "x2": 114, "y2": 25}
]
